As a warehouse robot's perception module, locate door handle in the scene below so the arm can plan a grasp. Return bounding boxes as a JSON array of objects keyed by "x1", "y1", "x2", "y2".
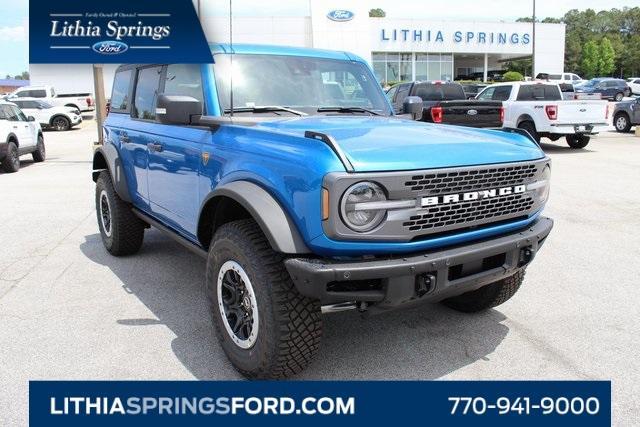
[
  {"x1": 147, "y1": 142, "x2": 163, "y2": 152},
  {"x1": 119, "y1": 132, "x2": 130, "y2": 143}
]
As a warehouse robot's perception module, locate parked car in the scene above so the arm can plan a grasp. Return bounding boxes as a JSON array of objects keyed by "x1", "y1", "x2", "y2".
[
  {"x1": 92, "y1": 45, "x2": 553, "y2": 378},
  {"x1": 612, "y1": 97, "x2": 640, "y2": 132},
  {"x1": 536, "y1": 72, "x2": 583, "y2": 84},
  {"x1": 0, "y1": 101, "x2": 45, "y2": 173},
  {"x1": 626, "y1": 77, "x2": 640, "y2": 95},
  {"x1": 10, "y1": 98, "x2": 82, "y2": 131},
  {"x1": 6, "y1": 85, "x2": 95, "y2": 112},
  {"x1": 387, "y1": 81, "x2": 503, "y2": 128},
  {"x1": 574, "y1": 78, "x2": 630, "y2": 101},
  {"x1": 460, "y1": 83, "x2": 488, "y2": 99},
  {"x1": 477, "y1": 81, "x2": 609, "y2": 149}
]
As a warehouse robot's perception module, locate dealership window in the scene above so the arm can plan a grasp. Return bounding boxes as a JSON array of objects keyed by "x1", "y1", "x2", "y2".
[{"x1": 373, "y1": 52, "x2": 453, "y2": 84}]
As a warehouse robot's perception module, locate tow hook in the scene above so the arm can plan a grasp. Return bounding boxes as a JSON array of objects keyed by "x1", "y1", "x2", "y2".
[{"x1": 415, "y1": 273, "x2": 436, "y2": 297}]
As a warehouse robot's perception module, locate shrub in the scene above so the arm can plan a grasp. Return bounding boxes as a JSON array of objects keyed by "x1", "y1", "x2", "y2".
[{"x1": 502, "y1": 71, "x2": 524, "y2": 82}]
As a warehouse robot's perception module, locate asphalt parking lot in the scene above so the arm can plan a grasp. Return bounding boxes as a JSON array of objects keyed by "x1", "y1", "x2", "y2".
[{"x1": 1, "y1": 120, "x2": 639, "y2": 425}]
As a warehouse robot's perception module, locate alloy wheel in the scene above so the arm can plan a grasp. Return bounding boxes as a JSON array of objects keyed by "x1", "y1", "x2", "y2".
[
  {"x1": 99, "y1": 190, "x2": 112, "y2": 237},
  {"x1": 217, "y1": 260, "x2": 259, "y2": 349}
]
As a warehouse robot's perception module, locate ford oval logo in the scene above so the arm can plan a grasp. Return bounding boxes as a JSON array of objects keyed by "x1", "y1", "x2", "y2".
[
  {"x1": 327, "y1": 10, "x2": 354, "y2": 21},
  {"x1": 92, "y1": 40, "x2": 129, "y2": 55},
  {"x1": 467, "y1": 109, "x2": 478, "y2": 116}
]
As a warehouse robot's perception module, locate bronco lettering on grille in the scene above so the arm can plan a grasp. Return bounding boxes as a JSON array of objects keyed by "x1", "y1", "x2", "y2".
[{"x1": 421, "y1": 185, "x2": 526, "y2": 207}]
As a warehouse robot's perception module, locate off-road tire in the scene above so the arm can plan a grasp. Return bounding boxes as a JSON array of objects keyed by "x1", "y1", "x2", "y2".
[
  {"x1": 206, "y1": 219, "x2": 322, "y2": 379},
  {"x1": 1, "y1": 142, "x2": 20, "y2": 173},
  {"x1": 95, "y1": 171, "x2": 145, "y2": 256},
  {"x1": 32, "y1": 135, "x2": 46, "y2": 162},
  {"x1": 518, "y1": 121, "x2": 540, "y2": 143},
  {"x1": 614, "y1": 112, "x2": 632, "y2": 133},
  {"x1": 566, "y1": 134, "x2": 590, "y2": 149},
  {"x1": 442, "y1": 270, "x2": 525, "y2": 313}
]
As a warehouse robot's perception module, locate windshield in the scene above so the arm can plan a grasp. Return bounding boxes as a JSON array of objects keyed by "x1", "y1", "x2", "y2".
[{"x1": 213, "y1": 54, "x2": 391, "y2": 116}]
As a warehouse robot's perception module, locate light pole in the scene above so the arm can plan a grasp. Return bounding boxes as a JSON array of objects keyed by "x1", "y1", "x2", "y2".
[{"x1": 532, "y1": 0, "x2": 536, "y2": 78}]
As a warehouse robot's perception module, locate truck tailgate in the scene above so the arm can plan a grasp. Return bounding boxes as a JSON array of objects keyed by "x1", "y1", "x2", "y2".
[
  {"x1": 432, "y1": 100, "x2": 503, "y2": 128},
  {"x1": 556, "y1": 100, "x2": 608, "y2": 125}
]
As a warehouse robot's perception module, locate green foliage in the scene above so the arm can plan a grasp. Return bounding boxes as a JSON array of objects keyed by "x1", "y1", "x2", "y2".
[
  {"x1": 520, "y1": 7, "x2": 640, "y2": 77},
  {"x1": 502, "y1": 71, "x2": 524, "y2": 81},
  {"x1": 369, "y1": 8, "x2": 386, "y2": 18}
]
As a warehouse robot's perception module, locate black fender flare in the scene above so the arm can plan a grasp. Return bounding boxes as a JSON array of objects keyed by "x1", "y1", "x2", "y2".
[
  {"x1": 92, "y1": 144, "x2": 132, "y2": 202},
  {"x1": 516, "y1": 114, "x2": 535, "y2": 127},
  {"x1": 203, "y1": 181, "x2": 310, "y2": 254},
  {"x1": 5, "y1": 132, "x2": 19, "y2": 146}
]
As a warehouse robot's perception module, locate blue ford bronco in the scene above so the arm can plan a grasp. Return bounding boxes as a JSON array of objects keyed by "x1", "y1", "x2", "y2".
[{"x1": 93, "y1": 44, "x2": 553, "y2": 378}]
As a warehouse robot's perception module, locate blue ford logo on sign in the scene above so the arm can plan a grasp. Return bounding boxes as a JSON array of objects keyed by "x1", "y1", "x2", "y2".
[
  {"x1": 92, "y1": 41, "x2": 129, "y2": 55},
  {"x1": 327, "y1": 10, "x2": 354, "y2": 21}
]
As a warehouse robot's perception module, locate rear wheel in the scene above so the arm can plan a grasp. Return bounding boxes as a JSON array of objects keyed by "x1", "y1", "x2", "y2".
[
  {"x1": 614, "y1": 113, "x2": 631, "y2": 133},
  {"x1": 32, "y1": 135, "x2": 46, "y2": 162},
  {"x1": 51, "y1": 116, "x2": 70, "y2": 131},
  {"x1": 206, "y1": 219, "x2": 322, "y2": 379},
  {"x1": 517, "y1": 121, "x2": 540, "y2": 143},
  {"x1": 442, "y1": 270, "x2": 525, "y2": 313},
  {"x1": 1, "y1": 142, "x2": 20, "y2": 173},
  {"x1": 566, "y1": 134, "x2": 590, "y2": 149},
  {"x1": 95, "y1": 171, "x2": 145, "y2": 256}
]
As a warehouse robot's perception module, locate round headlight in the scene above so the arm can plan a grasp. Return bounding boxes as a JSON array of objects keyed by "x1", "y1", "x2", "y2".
[{"x1": 340, "y1": 182, "x2": 387, "y2": 232}]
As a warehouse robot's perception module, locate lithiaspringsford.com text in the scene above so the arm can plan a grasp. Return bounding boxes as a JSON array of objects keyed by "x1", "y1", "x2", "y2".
[{"x1": 49, "y1": 396, "x2": 356, "y2": 416}]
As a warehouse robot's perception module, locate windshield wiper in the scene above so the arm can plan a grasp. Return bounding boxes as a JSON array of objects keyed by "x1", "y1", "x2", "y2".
[
  {"x1": 224, "y1": 106, "x2": 307, "y2": 117},
  {"x1": 317, "y1": 106, "x2": 382, "y2": 116}
]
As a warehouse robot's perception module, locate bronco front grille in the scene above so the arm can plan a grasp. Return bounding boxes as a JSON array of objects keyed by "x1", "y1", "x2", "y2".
[
  {"x1": 404, "y1": 163, "x2": 537, "y2": 194},
  {"x1": 402, "y1": 193, "x2": 535, "y2": 233}
]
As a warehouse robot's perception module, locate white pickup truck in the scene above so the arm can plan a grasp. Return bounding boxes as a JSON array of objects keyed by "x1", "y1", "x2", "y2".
[
  {"x1": 5, "y1": 85, "x2": 95, "y2": 112},
  {"x1": 476, "y1": 82, "x2": 609, "y2": 149}
]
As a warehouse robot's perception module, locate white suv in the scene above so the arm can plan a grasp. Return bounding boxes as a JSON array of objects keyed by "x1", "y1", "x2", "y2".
[
  {"x1": 11, "y1": 98, "x2": 82, "y2": 131},
  {"x1": 0, "y1": 101, "x2": 45, "y2": 173}
]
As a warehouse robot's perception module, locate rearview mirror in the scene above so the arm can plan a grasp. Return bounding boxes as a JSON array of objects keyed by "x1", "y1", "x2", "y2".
[
  {"x1": 27, "y1": 116, "x2": 35, "y2": 122},
  {"x1": 156, "y1": 94, "x2": 202, "y2": 125},
  {"x1": 403, "y1": 96, "x2": 424, "y2": 118}
]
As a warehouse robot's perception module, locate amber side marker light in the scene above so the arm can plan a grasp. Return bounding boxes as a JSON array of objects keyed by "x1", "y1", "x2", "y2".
[{"x1": 322, "y1": 188, "x2": 330, "y2": 220}]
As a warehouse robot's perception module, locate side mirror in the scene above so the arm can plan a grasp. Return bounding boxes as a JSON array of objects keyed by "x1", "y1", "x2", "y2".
[
  {"x1": 27, "y1": 116, "x2": 36, "y2": 122},
  {"x1": 156, "y1": 94, "x2": 202, "y2": 125},
  {"x1": 403, "y1": 96, "x2": 424, "y2": 118}
]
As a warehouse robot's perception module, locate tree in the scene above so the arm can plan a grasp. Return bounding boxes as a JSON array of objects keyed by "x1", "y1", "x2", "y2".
[
  {"x1": 503, "y1": 71, "x2": 524, "y2": 81},
  {"x1": 581, "y1": 40, "x2": 599, "y2": 78},
  {"x1": 598, "y1": 37, "x2": 616, "y2": 76},
  {"x1": 369, "y1": 8, "x2": 385, "y2": 18}
]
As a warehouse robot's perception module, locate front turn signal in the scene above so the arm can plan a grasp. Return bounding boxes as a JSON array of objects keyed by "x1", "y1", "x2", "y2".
[{"x1": 322, "y1": 188, "x2": 330, "y2": 221}]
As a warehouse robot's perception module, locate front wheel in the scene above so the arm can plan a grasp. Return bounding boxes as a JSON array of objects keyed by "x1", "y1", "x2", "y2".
[
  {"x1": 32, "y1": 135, "x2": 46, "y2": 162},
  {"x1": 95, "y1": 171, "x2": 145, "y2": 256},
  {"x1": 51, "y1": 116, "x2": 70, "y2": 131},
  {"x1": 614, "y1": 113, "x2": 631, "y2": 133},
  {"x1": 206, "y1": 219, "x2": 322, "y2": 379},
  {"x1": 614, "y1": 92, "x2": 624, "y2": 102},
  {"x1": 442, "y1": 270, "x2": 525, "y2": 313},
  {"x1": 566, "y1": 134, "x2": 590, "y2": 149},
  {"x1": 1, "y1": 142, "x2": 20, "y2": 173}
]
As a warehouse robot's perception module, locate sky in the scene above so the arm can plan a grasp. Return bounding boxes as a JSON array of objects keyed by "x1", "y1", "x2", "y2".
[{"x1": 1, "y1": 0, "x2": 638, "y2": 78}]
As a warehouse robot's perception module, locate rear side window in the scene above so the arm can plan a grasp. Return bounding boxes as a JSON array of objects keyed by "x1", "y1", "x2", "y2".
[
  {"x1": 133, "y1": 66, "x2": 162, "y2": 120},
  {"x1": 0, "y1": 105, "x2": 8, "y2": 119},
  {"x1": 110, "y1": 69, "x2": 132, "y2": 112},
  {"x1": 164, "y1": 64, "x2": 204, "y2": 108},
  {"x1": 414, "y1": 83, "x2": 465, "y2": 101},
  {"x1": 29, "y1": 90, "x2": 47, "y2": 98},
  {"x1": 516, "y1": 85, "x2": 561, "y2": 101}
]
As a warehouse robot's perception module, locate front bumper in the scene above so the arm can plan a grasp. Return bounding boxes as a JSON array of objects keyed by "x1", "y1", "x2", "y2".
[{"x1": 285, "y1": 217, "x2": 553, "y2": 311}]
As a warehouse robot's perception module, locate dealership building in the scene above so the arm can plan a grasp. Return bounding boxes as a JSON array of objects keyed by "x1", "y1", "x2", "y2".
[{"x1": 30, "y1": 0, "x2": 565, "y2": 96}]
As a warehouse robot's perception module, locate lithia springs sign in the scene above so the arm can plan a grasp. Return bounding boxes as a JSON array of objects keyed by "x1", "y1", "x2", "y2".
[{"x1": 381, "y1": 29, "x2": 531, "y2": 45}]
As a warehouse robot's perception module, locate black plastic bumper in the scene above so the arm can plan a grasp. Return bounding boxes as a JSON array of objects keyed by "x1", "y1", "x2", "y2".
[{"x1": 284, "y1": 217, "x2": 553, "y2": 311}]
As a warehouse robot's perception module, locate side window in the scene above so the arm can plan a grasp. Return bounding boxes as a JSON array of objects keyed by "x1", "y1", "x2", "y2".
[
  {"x1": 572, "y1": 75, "x2": 580, "y2": 81},
  {"x1": 3, "y1": 105, "x2": 20, "y2": 120},
  {"x1": 30, "y1": 90, "x2": 47, "y2": 98},
  {"x1": 492, "y1": 86, "x2": 512, "y2": 101},
  {"x1": 0, "y1": 105, "x2": 9, "y2": 120},
  {"x1": 11, "y1": 106, "x2": 27, "y2": 121},
  {"x1": 133, "y1": 66, "x2": 162, "y2": 120},
  {"x1": 14, "y1": 90, "x2": 26, "y2": 98},
  {"x1": 477, "y1": 87, "x2": 495, "y2": 100},
  {"x1": 110, "y1": 69, "x2": 132, "y2": 112},
  {"x1": 164, "y1": 64, "x2": 204, "y2": 108},
  {"x1": 386, "y1": 85, "x2": 398, "y2": 102},
  {"x1": 395, "y1": 84, "x2": 411, "y2": 104}
]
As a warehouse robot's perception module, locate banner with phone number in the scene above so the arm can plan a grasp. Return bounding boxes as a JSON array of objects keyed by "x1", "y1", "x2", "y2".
[
  {"x1": 28, "y1": 0, "x2": 212, "y2": 63},
  {"x1": 30, "y1": 380, "x2": 610, "y2": 426}
]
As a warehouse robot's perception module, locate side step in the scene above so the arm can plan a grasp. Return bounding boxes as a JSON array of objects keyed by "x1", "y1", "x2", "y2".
[{"x1": 132, "y1": 208, "x2": 208, "y2": 259}]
